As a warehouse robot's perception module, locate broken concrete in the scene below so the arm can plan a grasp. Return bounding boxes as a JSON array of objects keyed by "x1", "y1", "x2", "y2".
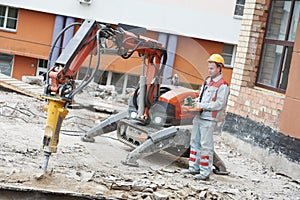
[{"x1": 0, "y1": 86, "x2": 299, "y2": 199}]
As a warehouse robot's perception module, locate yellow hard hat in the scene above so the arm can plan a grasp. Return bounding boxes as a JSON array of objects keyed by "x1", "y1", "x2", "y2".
[{"x1": 207, "y1": 54, "x2": 224, "y2": 67}]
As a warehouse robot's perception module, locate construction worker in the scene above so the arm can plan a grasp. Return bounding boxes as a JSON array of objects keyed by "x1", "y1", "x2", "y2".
[{"x1": 181, "y1": 54, "x2": 230, "y2": 181}]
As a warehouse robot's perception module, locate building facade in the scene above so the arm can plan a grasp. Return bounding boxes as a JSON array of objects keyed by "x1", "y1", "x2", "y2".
[
  {"x1": 224, "y1": 0, "x2": 300, "y2": 179},
  {"x1": 0, "y1": 0, "x2": 241, "y2": 93},
  {"x1": 0, "y1": 0, "x2": 298, "y2": 178}
]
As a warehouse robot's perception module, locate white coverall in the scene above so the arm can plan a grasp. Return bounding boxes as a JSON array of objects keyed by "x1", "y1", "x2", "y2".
[{"x1": 189, "y1": 74, "x2": 230, "y2": 177}]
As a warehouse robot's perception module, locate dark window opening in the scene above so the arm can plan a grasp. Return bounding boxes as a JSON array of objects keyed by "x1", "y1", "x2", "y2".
[
  {"x1": 222, "y1": 44, "x2": 236, "y2": 68},
  {"x1": 234, "y1": 0, "x2": 245, "y2": 17},
  {"x1": 0, "y1": 5, "x2": 18, "y2": 31},
  {"x1": 256, "y1": 0, "x2": 300, "y2": 93},
  {"x1": 0, "y1": 53, "x2": 13, "y2": 76}
]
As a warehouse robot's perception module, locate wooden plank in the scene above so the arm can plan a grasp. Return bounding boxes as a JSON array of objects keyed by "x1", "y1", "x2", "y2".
[{"x1": 0, "y1": 73, "x2": 44, "y2": 100}]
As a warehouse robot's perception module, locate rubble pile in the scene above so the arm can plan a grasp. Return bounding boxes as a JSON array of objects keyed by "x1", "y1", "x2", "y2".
[
  {"x1": 76, "y1": 81, "x2": 134, "y2": 104},
  {"x1": 0, "y1": 86, "x2": 299, "y2": 199}
]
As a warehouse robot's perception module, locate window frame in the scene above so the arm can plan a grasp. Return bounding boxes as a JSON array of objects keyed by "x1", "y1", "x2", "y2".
[
  {"x1": 0, "y1": 5, "x2": 18, "y2": 32},
  {"x1": 256, "y1": 0, "x2": 299, "y2": 93},
  {"x1": 0, "y1": 53, "x2": 14, "y2": 77},
  {"x1": 222, "y1": 43, "x2": 237, "y2": 68},
  {"x1": 233, "y1": 0, "x2": 245, "y2": 19}
]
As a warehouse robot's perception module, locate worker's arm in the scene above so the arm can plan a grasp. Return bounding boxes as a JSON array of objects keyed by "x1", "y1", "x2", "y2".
[{"x1": 195, "y1": 84, "x2": 230, "y2": 111}]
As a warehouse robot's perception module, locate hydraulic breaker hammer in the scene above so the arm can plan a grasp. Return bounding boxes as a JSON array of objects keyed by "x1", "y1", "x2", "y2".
[{"x1": 42, "y1": 97, "x2": 68, "y2": 173}]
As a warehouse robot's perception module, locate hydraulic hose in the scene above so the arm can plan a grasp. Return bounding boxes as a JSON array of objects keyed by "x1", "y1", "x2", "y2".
[{"x1": 46, "y1": 22, "x2": 82, "y2": 85}]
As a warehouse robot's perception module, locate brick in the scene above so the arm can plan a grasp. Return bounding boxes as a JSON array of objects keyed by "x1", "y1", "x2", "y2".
[
  {"x1": 256, "y1": 0, "x2": 266, "y2": 4},
  {"x1": 234, "y1": 68, "x2": 244, "y2": 75},
  {"x1": 255, "y1": 4, "x2": 264, "y2": 10},
  {"x1": 227, "y1": 102, "x2": 234, "y2": 108},
  {"x1": 230, "y1": 90, "x2": 240, "y2": 97},
  {"x1": 236, "y1": 79, "x2": 245, "y2": 86},
  {"x1": 240, "y1": 24, "x2": 252, "y2": 32},
  {"x1": 243, "y1": 14, "x2": 254, "y2": 20},
  {"x1": 232, "y1": 84, "x2": 241, "y2": 91},
  {"x1": 243, "y1": 64, "x2": 255, "y2": 71},
  {"x1": 244, "y1": 8, "x2": 254, "y2": 15},
  {"x1": 246, "y1": 0, "x2": 257, "y2": 4},
  {"x1": 276, "y1": 103, "x2": 283, "y2": 110},
  {"x1": 242, "y1": 75, "x2": 251, "y2": 82},
  {"x1": 241, "y1": 80, "x2": 249, "y2": 87},
  {"x1": 270, "y1": 102, "x2": 276, "y2": 109},
  {"x1": 272, "y1": 109, "x2": 278, "y2": 116}
]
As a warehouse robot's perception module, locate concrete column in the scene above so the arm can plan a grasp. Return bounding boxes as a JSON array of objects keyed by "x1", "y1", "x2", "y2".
[
  {"x1": 122, "y1": 73, "x2": 128, "y2": 95},
  {"x1": 162, "y1": 35, "x2": 178, "y2": 85},
  {"x1": 49, "y1": 15, "x2": 65, "y2": 69},
  {"x1": 62, "y1": 17, "x2": 75, "y2": 48},
  {"x1": 106, "y1": 71, "x2": 112, "y2": 85},
  {"x1": 158, "y1": 33, "x2": 168, "y2": 47},
  {"x1": 157, "y1": 33, "x2": 168, "y2": 83}
]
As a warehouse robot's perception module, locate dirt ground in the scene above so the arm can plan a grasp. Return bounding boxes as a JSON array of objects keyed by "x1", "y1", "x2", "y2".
[{"x1": 0, "y1": 86, "x2": 299, "y2": 200}]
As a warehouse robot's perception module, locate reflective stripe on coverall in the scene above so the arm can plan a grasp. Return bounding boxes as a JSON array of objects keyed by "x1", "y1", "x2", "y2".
[{"x1": 188, "y1": 74, "x2": 230, "y2": 177}]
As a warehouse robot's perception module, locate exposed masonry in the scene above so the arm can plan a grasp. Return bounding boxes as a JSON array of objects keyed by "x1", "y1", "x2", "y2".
[
  {"x1": 227, "y1": 0, "x2": 284, "y2": 129},
  {"x1": 223, "y1": 112, "x2": 300, "y2": 164}
]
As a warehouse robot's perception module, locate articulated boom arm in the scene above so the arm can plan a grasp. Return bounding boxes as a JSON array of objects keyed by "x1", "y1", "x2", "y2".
[
  {"x1": 41, "y1": 19, "x2": 166, "y2": 173},
  {"x1": 46, "y1": 19, "x2": 165, "y2": 99}
]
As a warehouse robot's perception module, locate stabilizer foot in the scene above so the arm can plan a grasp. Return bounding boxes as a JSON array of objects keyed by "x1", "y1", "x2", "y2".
[
  {"x1": 121, "y1": 159, "x2": 139, "y2": 167},
  {"x1": 213, "y1": 168, "x2": 230, "y2": 175},
  {"x1": 81, "y1": 135, "x2": 95, "y2": 143}
]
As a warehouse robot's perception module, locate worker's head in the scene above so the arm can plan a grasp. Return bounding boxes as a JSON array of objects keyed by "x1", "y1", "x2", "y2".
[{"x1": 207, "y1": 54, "x2": 224, "y2": 78}]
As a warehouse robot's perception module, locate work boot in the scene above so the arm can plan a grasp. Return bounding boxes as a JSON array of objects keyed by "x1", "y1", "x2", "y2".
[
  {"x1": 194, "y1": 174, "x2": 209, "y2": 181},
  {"x1": 180, "y1": 169, "x2": 200, "y2": 175}
]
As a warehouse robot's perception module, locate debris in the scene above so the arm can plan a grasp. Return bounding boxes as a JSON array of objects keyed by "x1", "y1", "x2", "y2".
[
  {"x1": 0, "y1": 88, "x2": 299, "y2": 199},
  {"x1": 143, "y1": 188, "x2": 154, "y2": 193},
  {"x1": 251, "y1": 178, "x2": 260, "y2": 183},
  {"x1": 33, "y1": 172, "x2": 45, "y2": 180},
  {"x1": 199, "y1": 190, "x2": 207, "y2": 199},
  {"x1": 111, "y1": 181, "x2": 133, "y2": 191},
  {"x1": 22, "y1": 76, "x2": 44, "y2": 86},
  {"x1": 132, "y1": 182, "x2": 147, "y2": 191},
  {"x1": 153, "y1": 190, "x2": 170, "y2": 200}
]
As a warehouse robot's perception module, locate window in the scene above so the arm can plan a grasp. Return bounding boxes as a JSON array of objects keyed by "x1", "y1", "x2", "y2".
[
  {"x1": 111, "y1": 72, "x2": 125, "y2": 93},
  {"x1": 256, "y1": 0, "x2": 300, "y2": 93},
  {"x1": 95, "y1": 70, "x2": 108, "y2": 85},
  {"x1": 36, "y1": 59, "x2": 48, "y2": 80},
  {"x1": 0, "y1": 53, "x2": 14, "y2": 76},
  {"x1": 127, "y1": 74, "x2": 139, "y2": 88},
  {"x1": 222, "y1": 44, "x2": 236, "y2": 68},
  {"x1": 0, "y1": 5, "x2": 18, "y2": 31},
  {"x1": 234, "y1": 0, "x2": 245, "y2": 17},
  {"x1": 38, "y1": 59, "x2": 48, "y2": 69}
]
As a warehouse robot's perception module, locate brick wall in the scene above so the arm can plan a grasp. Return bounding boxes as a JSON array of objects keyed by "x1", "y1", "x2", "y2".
[
  {"x1": 231, "y1": 87, "x2": 284, "y2": 128},
  {"x1": 227, "y1": 0, "x2": 285, "y2": 129}
]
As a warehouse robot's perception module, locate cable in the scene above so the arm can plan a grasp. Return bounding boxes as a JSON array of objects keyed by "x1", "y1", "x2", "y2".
[
  {"x1": 0, "y1": 105, "x2": 46, "y2": 119},
  {"x1": 46, "y1": 22, "x2": 82, "y2": 85},
  {"x1": 172, "y1": 67, "x2": 204, "y2": 82},
  {"x1": 0, "y1": 113, "x2": 28, "y2": 122},
  {"x1": 68, "y1": 28, "x2": 102, "y2": 99},
  {"x1": 0, "y1": 35, "x2": 52, "y2": 47}
]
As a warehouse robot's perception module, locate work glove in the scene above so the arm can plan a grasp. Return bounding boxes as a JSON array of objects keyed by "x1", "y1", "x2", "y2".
[
  {"x1": 192, "y1": 102, "x2": 202, "y2": 109},
  {"x1": 184, "y1": 96, "x2": 193, "y2": 106}
]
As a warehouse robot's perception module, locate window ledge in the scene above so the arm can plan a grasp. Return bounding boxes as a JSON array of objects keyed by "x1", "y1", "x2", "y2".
[
  {"x1": 224, "y1": 65, "x2": 234, "y2": 69},
  {"x1": 0, "y1": 28, "x2": 16, "y2": 33},
  {"x1": 233, "y1": 15, "x2": 243, "y2": 20},
  {"x1": 253, "y1": 86, "x2": 285, "y2": 97}
]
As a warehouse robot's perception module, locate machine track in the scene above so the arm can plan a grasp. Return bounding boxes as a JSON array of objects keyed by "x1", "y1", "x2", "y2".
[{"x1": 116, "y1": 119, "x2": 163, "y2": 148}]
